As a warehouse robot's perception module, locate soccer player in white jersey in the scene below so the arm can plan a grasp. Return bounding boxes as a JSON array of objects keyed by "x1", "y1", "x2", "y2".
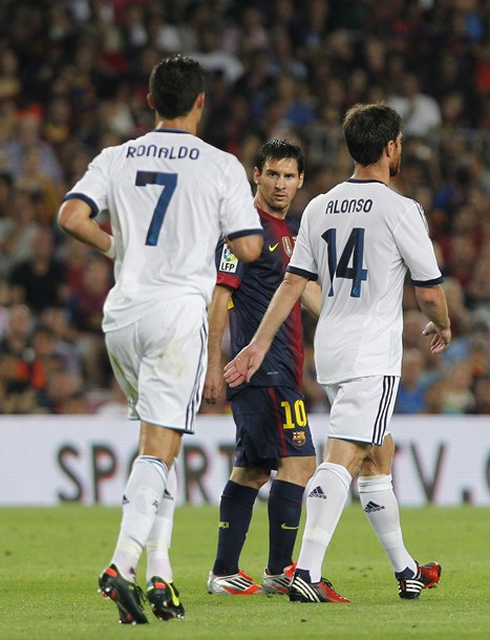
[
  {"x1": 224, "y1": 102, "x2": 451, "y2": 603},
  {"x1": 57, "y1": 54, "x2": 263, "y2": 624}
]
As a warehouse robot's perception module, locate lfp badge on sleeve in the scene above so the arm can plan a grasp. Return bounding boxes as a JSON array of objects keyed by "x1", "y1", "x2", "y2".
[{"x1": 219, "y1": 245, "x2": 239, "y2": 273}]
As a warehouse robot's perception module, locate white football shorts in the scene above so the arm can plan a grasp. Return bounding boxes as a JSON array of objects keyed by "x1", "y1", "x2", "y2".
[
  {"x1": 105, "y1": 297, "x2": 208, "y2": 433},
  {"x1": 323, "y1": 375, "x2": 400, "y2": 446}
]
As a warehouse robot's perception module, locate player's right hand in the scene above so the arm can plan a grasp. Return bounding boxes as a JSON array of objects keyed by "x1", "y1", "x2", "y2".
[
  {"x1": 223, "y1": 344, "x2": 265, "y2": 387},
  {"x1": 203, "y1": 363, "x2": 224, "y2": 404}
]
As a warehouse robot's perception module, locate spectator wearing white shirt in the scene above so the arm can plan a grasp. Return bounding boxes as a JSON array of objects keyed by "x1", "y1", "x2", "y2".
[{"x1": 389, "y1": 72, "x2": 442, "y2": 137}]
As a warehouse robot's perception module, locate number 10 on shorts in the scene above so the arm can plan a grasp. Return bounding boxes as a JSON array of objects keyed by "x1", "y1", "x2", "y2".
[{"x1": 281, "y1": 399, "x2": 307, "y2": 429}]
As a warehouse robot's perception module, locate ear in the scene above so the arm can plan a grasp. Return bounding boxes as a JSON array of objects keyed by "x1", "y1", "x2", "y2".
[
  {"x1": 297, "y1": 172, "x2": 305, "y2": 189},
  {"x1": 253, "y1": 166, "x2": 260, "y2": 184},
  {"x1": 147, "y1": 93, "x2": 155, "y2": 109},
  {"x1": 386, "y1": 139, "x2": 395, "y2": 158},
  {"x1": 196, "y1": 92, "x2": 205, "y2": 110}
]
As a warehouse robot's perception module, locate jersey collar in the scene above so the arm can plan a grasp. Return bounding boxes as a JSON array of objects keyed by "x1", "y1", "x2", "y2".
[
  {"x1": 153, "y1": 128, "x2": 190, "y2": 134},
  {"x1": 346, "y1": 178, "x2": 386, "y2": 185}
]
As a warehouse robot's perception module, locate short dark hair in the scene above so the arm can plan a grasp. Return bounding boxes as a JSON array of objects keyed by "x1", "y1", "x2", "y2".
[
  {"x1": 149, "y1": 54, "x2": 204, "y2": 120},
  {"x1": 343, "y1": 103, "x2": 402, "y2": 166},
  {"x1": 255, "y1": 138, "x2": 305, "y2": 175}
]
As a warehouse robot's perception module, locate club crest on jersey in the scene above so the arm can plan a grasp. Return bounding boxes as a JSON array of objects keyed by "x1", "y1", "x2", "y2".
[
  {"x1": 282, "y1": 236, "x2": 296, "y2": 257},
  {"x1": 292, "y1": 431, "x2": 306, "y2": 446},
  {"x1": 220, "y1": 245, "x2": 238, "y2": 273}
]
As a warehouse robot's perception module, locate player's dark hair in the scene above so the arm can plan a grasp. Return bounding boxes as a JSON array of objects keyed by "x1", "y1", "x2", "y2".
[
  {"x1": 149, "y1": 54, "x2": 204, "y2": 119},
  {"x1": 255, "y1": 139, "x2": 305, "y2": 175},
  {"x1": 343, "y1": 103, "x2": 402, "y2": 167}
]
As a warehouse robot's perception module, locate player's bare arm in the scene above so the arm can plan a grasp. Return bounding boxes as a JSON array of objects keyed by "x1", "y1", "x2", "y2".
[
  {"x1": 58, "y1": 199, "x2": 115, "y2": 258},
  {"x1": 415, "y1": 284, "x2": 451, "y2": 353},
  {"x1": 301, "y1": 280, "x2": 322, "y2": 319},
  {"x1": 224, "y1": 272, "x2": 308, "y2": 386},
  {"x1": 227, "y1": 233, "x2": 263, "y2": 263},
  {"x1": 204, "y1": 284, "x2": 232, "y2": 404}
]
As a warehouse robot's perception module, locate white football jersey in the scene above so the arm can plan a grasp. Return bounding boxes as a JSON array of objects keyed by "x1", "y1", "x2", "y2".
[
  {"x1": 288, "y1": 179, "x2": 443, "y2": 383},
  {"x1": 64, "y1": 129, "x2": 262, "y2": 331}
]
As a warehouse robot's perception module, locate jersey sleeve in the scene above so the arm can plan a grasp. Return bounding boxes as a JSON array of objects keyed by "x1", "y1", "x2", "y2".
[
  {"x1": 286, "y1": 201, "x2": 319, "y2": 280},
  {"x1": 63, "y1": 148, "x2": 112, "y2": 217},
  {"x1": 215, "y1": 237, "x2": 244, "y2": 290},
  {"x1": 394, "y1": 200, "x2": 443, "y2": 285},
  {"x1": 219, "y1": 156, "x2": 263, "y2": 239}
]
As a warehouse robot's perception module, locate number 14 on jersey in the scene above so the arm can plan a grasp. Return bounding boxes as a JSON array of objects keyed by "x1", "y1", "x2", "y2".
[{"x1": 322, "y1": 227, "x2": 368, "y2": 298}]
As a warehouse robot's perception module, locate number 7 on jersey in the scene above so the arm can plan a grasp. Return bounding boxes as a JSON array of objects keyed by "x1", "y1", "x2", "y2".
[{"x1": 136, "y1": 170, "x2": 178, "y2": 246}]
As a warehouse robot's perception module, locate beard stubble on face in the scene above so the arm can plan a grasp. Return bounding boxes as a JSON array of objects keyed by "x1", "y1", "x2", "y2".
[{"x1": 389, "y1": 158, "x2": 401, "y2": 178}]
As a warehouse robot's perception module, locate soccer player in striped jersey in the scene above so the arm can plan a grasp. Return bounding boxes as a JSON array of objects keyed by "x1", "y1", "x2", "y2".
[
  {"x1": 58, "y1": 54, "x2": 263, "y2": 623},
  {"x1": 224, "y1": 103, "x2": 451, "y2": 603},
  {"x1": 205, "y1": 139, "x2": 320, "y2": 596}
]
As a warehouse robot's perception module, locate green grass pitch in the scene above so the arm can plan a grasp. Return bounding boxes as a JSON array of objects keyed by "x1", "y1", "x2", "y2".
[{"x1": 1, "y1": 504, "x2": 489, "y2": 639}]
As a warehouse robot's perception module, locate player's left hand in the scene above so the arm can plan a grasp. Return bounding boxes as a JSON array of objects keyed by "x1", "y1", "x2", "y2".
[{"x1": 422, "y1": 322, "x2": 451, "y2": 353}]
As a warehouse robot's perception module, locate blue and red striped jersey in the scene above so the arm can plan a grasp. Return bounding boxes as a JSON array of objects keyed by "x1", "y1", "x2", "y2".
[{"x1": 216, "y1": 206, "x2": 304, "y2": 396}]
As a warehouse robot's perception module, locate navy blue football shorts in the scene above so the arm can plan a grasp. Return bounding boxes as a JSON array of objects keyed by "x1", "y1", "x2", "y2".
[{"x1": 231, "y1": 386, "x2": 316, "y2": 470}]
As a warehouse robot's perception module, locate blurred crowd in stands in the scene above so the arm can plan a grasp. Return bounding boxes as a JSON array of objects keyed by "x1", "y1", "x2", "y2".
[{"x1": 0, "y1": 0, "x2": 490, "y2": 415}]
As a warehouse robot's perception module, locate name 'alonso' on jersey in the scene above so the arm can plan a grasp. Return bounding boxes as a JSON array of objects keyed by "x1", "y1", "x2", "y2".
[
  {"x1": 287, "y1": 179, "x2": 443, "y2": 384},
  {"x1": 63, "y1": 129, "x2": 262, "y2": 332},
  {"x1": 216, "y1": 207, "x2": 304, "y2": 395}
]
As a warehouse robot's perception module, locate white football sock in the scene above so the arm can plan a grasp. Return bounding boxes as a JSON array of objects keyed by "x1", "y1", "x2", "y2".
[
  {"x1": 358, "y1": 474, "x2": 417, "y2": 575},
  {"x1": 111, "y1": 455, "x2": 169, "y2": 581},
  {"x1": 146, "y1": 463, "x2": 177, "y2": 582},
  {"x1": 297, "y1": 462, "x2": 352, "y2": 583}
]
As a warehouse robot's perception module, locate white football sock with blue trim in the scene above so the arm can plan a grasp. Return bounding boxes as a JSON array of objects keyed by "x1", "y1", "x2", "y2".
[
  {"x1": 111, "y1": 455, "x2": 169, "y2": 581},
  {"x1": 358, "y1": 474, "x2": 417, "y2": 575},
  {"x1": 146, "y1": 463, "x2": 177, "y2": 582},
  {"x1": 297, "y1": 462, "x2": 352, "y2": 583}
]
